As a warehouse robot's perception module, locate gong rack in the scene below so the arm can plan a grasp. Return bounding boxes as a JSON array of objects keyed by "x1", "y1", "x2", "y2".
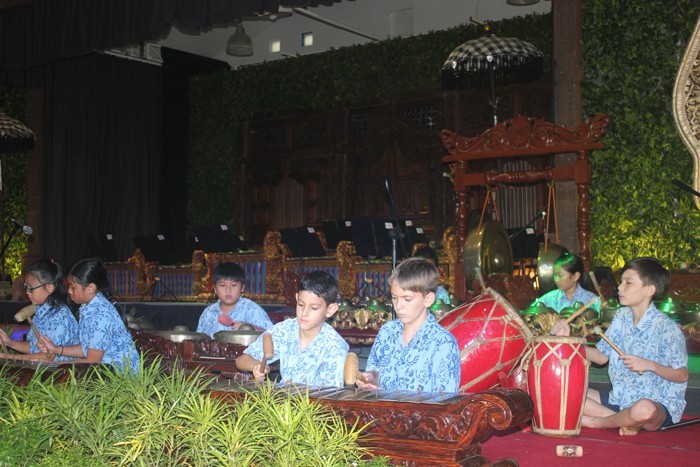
[{"x1": 440, "y1": 114, "x2": 610, "y2": 298}]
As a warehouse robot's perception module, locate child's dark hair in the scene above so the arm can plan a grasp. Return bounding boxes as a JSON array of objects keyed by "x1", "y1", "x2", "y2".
[
  {"x1": 413, "y1": 246, "x2": 439, "y2": 267},
  {"x1": 23, "y1": 259, "x2": 67, "y2": 308},
  {"x1": 298, "y1": 271, "x2": 338, "y2": 305},
  {"x1": 389, "y1": 257, "x2": 438, "y2": 295},
  {"x1": 213, "y1": 262, "x2": 246, "y2": 284},
  {"x1": 68, "y1": 257, "x2": 113, "y2": 300},
  {"x1": 554, "y1": 252, "x2": 595, "y2": 292},
  {"x1": 622, "y1": 257, "x2": 671, "y2": 299}
]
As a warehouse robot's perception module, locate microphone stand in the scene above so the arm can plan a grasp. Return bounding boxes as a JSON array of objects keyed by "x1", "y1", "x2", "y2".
[
  {"x1": 384, "y1": 179, "x2": 407, "y2": 271},
  {"x1": 0, "y1": 223, "x2": 21, "y2": 273},
  {"x1": 385, "y1": 179, "x2": 406, "y2": 320},
  {"x1": 509, "y1": 210, "x2": 546, "y2": 242},
  {"x1": 672, "y1": 178, "x2": 700, "y2": 198}
]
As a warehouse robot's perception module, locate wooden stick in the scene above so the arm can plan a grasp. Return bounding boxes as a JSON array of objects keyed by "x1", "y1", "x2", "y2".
[
  {"x1": 593, "y1": 326, "x2": 643, "y2": 375},
  {"x1": 565, "y1": 299, "x2": 597, "y2": 324},
  {"x1": 595, "y1": 330, "x2": 624, "y2": 356},
  {"x1": 588, "y1": 271, "x2": 608, "y2": 307},
  {"x1": 259, "y1": 332, "x2": 274, "y2": 375},
  {"x1": 27, "y1": 316, "x2": 53, "y2": 360}
]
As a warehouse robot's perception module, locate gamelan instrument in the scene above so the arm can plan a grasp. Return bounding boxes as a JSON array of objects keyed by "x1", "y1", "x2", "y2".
[
  {"x1": 536, "y1": 243, "x2": 566, "y2": 294},
  {"x1": 208, "y1": 379, "x2": 533, "y2": 466},
  {"x1": 14, "y1": 304, "x2": 52, "y2": 359},
  {"x1": 439, "y1": 288, "x2": 533, "y2": 393},
  {"x1": 526, "y1": 336, "x2": 589, "y2": 436},
  {"x1": 0, "y1": 357, "x2": 91, "y2": 387},
  {"x1": 462, "y1": 220, "x2": 513, "y2": 292}
]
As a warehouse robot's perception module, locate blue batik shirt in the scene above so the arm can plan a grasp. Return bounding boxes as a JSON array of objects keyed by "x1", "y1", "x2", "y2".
[
  {"x1": 29, "y1": 302, "x2": 80, "y2": 362},
  {"x1": 244, "y1": 318, "x2": 349, "y2": 388},
  {"x1": 597, "y1": 303, "x2": 687, "y2": 423},
  {"x1": 197, "y1": 297, "x2": 273, "y2": 338},
  {"x1": 535, "y1": 284, "x2": 600, "y2": 314},
  {"x1": 79, "y1": 293, "x2": 140, "y2": 374},
  {"x1": 366, "y1": 313, "x2": 461, "y2": 393},
  {"x1": 436, "y1": 285, "x2": 451, "y2": 305}
]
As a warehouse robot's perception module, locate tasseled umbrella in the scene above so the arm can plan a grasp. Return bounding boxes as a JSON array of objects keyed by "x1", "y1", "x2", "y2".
[{"x1": 441, "y1": 24, "x2": 544, "y2": 126}]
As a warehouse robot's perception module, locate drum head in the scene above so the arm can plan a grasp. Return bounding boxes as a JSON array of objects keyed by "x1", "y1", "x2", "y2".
[
  {"x1": 536, "y1": 243, "x2": 567, "y2": 294},
  {"x1": 463, "y1": 220, "x2": 513, "y2": 291}
]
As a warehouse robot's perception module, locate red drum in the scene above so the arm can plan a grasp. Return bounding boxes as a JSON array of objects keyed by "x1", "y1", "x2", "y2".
[
  {"x1": 527, "y1": 336, "x2": 589, "y2": 436},
  {"x1": 439, "y1": 288, "x2": 533, "y2": 393}
]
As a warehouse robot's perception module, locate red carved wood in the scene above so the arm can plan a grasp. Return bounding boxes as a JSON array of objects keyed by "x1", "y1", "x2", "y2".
[{"x1": 441, "y1": 114, "x2": 609, "y2": 297}]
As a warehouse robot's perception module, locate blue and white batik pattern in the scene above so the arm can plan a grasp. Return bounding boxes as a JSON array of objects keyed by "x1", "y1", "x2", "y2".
[
  {"x1": 435, "y1": 285, "x2": 451, "y2": 305},
  {"x1": 597, "y1": 304, "x2": 687, "y2": 423},
  {"x1": 29, "y1": 303, "x2": 80, "y2": 362},
  {"x1": 196, "y1": 297, "x2": 273, "y2": 338},
  {"x1": 79, "y1": 293, "x2": 140, "y2": 374},
  {"x1": 535, "y1": 284, "x2": 600, "y2": 313},
  {"x1": 366, "y1": 313, "x2": 461, "y2": 393},
  {"x1": 244, "y1": 318, "x2": 349, "y2": 388}
]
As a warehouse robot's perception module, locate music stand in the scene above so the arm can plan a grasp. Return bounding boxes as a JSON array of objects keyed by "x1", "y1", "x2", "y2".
[
  {"x1": 86, "y1": 233, "x2": 117, "y2": 262},
  {"x1": 132, "y1": 234, "x2": 178, "y2": 265},
  {"x1": 400, "y1": 220, "x2": 427, "y2": 257},
  {"x1": 321, "y1": 219, "x2": 353, "y2": 250},
  {"x1": 280, "y1": 227, "x2": 326, "y2": 258},
  {"x1": 192, "y1": 224, "x2": 243, "y2": 253}
]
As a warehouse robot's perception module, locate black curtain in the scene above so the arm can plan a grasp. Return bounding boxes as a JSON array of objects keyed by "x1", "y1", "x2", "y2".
[{"x1": 43, "y1": 53, "x2": 162, "y2": 267}]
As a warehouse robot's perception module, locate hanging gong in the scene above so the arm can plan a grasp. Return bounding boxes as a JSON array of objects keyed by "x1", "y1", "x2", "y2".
[
  {"x1": 536, "y1": 243, "x2": 567, "y2": 294},
  {"x1": 463, "y1": 220, "x2": 513, "y2": 290}
]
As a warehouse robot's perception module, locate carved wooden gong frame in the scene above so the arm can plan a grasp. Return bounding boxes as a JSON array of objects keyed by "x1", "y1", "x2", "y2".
[{"x1": 441, "y1": 114, "x2": 610, "y2": 298}]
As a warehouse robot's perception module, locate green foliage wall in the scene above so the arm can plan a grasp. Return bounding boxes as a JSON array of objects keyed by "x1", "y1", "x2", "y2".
[
  {"x1": 188, "y1": 14, "x2": 552, "y2": 228},
  {"x1": 583, "y1": 0, "x2": 700, "y2": 268},
  {"x1": 0, "y1": 84, "x2": 28, "y2": 279}
]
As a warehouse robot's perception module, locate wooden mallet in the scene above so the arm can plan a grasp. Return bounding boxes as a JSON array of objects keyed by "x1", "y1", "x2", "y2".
[
  {"x1": 588, "y1": 271, "x2": 608, "y2": 308},
  {"x1": 565, "y1": 299, "x2": 597, "y2": 324},
  {"x1": 15, "y1": 304, "x2": 52, "y2": 359},
  {"x1": 344, "y1": 352, "x2": 362, "y2": 386},
  {"x1": 259, "y1": 332, "x2": 274, "y2": 375},
  {"x1": 592, "y1": 326, "x2": 643, "y2": 375}
]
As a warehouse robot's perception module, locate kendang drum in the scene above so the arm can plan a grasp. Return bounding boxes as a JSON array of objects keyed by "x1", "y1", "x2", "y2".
[
  {"x1": 439, "y1": 287, "x2": 533, "y2": 393},
  {"x1": 527, "y1": 336, "x2": 589, "y2": 436}
]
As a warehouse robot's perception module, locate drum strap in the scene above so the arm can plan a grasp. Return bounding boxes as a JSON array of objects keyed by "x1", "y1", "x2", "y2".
[
  {"x1": 478, "y1": 186, "x2": 501, "y2": 232},
  {"x1": 544, "y1": 182, "x2": 559, "y2": 250}
]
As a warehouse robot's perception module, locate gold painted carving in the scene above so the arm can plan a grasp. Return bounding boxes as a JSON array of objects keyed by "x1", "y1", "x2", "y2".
[{"x1": 673, "y1": 14, "x2": 700, "y2": 210}]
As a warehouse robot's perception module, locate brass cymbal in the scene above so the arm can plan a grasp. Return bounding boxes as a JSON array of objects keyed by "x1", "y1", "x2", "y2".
[
  {"x1": 536, "y1": 243, "x2": 567, "y2": 294},
  {"x1": 463, "y1": 220, "x2": 513, "y2": 291}
]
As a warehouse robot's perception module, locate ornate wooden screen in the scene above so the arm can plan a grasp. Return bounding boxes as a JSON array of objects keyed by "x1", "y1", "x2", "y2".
[{"x1": 441, "y1": 114, "x2": 610, "y2": 298}]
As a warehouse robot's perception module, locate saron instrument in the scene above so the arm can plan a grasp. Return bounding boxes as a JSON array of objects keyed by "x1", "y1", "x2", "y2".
[{"x1": 208, "y1": 379, "x2": 533, "y2": 466}]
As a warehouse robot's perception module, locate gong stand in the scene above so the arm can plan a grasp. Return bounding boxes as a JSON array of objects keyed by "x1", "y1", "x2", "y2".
[{"x1": 441, "y1": 114, "x2": 610, "y2": 298}]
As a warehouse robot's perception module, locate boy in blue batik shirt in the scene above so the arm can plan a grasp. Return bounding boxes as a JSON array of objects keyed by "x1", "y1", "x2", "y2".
[
  {"x1": 555, "y1": 257, "x2": 688, "y2": 435},
  {"x1": 197, "y1": 262, "x2": 273, "y2": 338},
  {"x1": 357, "y1": 257, "x2": 461, "y2": 393},
  {"x1": 236, "y1": 271, "x2": 348, "y2": 388}
]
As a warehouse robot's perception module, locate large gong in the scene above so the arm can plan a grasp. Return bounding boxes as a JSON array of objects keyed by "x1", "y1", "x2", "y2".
[
  {"x1": 463, "y1": 220, "x2": 513, "y2": 290},
  {"x1": 536, "y1": 243, "x2": 567, "y2": 294}
]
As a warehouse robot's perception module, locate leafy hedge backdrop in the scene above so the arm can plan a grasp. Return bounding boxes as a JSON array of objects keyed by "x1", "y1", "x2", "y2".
[
  {"x1": 583, "y1": 0, "x2": 700, "y2": 269},
  {"x1": 189, "y1": 1, "x2": 700, "y2": 270},
  {"x1": 0, "y1": 84, "x2": 29, "y2": 279}
]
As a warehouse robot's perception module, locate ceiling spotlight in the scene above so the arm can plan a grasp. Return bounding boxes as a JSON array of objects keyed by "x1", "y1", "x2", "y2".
[
  {"x1": 507, "y1": 0, "x2": 540, "y2": 5},
  {"x1": 226, "y1": 23, "x2": 253, "y2": 56}
]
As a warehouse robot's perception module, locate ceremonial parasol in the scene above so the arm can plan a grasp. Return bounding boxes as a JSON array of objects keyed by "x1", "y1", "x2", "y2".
[
  {"x1": 0, "y1": 111, "x2": 34, "y2": 142},
  {"x1": 441, "y1": 22, "x2": 544, "y2": 125}
]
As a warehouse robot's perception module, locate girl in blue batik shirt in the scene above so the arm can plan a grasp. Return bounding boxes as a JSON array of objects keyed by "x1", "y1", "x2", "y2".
[
  {"x1": 532, "y1": 252, "x2": 600, "y2": 314},
  {"x1": 40, "y1": 258, "x2": 140, "y2": 374},
  {"x1": 0, "y1": 259, "x2": 79, "y2": 362},
  {"x1": 357, "y1": 257, "x2": 461, "y2": 393}
]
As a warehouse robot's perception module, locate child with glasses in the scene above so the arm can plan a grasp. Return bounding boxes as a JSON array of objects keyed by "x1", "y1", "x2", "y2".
[{"x1": 0, "y1": 259, "x2": 79, "y2": 362}]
